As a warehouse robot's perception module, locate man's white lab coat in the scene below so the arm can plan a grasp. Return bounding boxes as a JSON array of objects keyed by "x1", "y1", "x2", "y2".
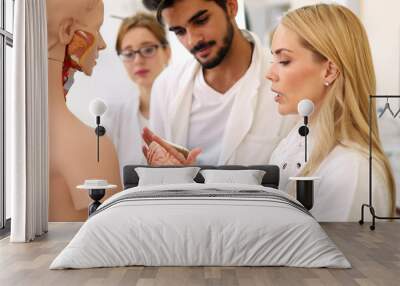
[{"x1": 150, "y1": 31, "x2": 296, "y2": 165}]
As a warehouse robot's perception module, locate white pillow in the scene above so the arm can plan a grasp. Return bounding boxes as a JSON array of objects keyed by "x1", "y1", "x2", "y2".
[
  {"x1": 135, "y1": 167, "x2": 201, "y2": 186},
  {"x1": 200, "y1": 169, "x2": 266, "y2": 185}
]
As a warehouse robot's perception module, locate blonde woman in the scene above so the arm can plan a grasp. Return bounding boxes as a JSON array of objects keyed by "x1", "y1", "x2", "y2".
[{"x1": 267, "y1": 4, "x2": 395, "y2": 221}]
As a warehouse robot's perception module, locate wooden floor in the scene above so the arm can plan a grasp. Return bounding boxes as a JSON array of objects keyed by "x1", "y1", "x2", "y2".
[{"x1": 0, "y1": 222, "x2": 399, "y2": 286}]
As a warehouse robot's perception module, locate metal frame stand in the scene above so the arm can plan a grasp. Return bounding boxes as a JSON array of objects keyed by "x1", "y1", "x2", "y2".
[{"x1": 359, "y1": 95, "x2": 400, "y2": 230}]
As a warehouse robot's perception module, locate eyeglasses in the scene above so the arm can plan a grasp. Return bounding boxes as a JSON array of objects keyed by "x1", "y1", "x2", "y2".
[{"x1": 119, "y1": 44, "x2": 161, "y2": 61}]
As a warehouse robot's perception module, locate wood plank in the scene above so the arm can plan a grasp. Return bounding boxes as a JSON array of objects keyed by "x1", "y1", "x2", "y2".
[{"x1": 0, "y1": 222, "x2": 399, "y2": 286}]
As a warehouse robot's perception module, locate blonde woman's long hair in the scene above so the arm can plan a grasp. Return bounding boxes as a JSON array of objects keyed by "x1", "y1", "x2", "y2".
[{"x1": 281, "y1": 4, "x2": 395, "y2": 214}]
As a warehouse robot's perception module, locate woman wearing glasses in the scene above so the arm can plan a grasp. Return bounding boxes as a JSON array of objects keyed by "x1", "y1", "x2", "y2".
[{"x1": 103, "y1": 12, "x2": 170, "y2": 175}]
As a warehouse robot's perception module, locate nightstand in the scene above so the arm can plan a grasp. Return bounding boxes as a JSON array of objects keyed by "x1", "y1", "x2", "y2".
[{"x1": 77, "y1": 180, "x2": 117, "y2": 216}]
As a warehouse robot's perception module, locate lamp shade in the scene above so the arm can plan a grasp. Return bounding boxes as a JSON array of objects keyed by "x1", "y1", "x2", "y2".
[
  {"x1": 89, "y1": 98, "x2": 107, "y2": 117},
  {"x1": 297, "y1": 99, "x2": 314, "y2": 117}
]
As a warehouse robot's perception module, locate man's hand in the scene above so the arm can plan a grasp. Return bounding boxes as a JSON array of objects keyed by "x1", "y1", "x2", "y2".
[{"x1": 142, "y1": 127, "x2": 202, "y2": 166}]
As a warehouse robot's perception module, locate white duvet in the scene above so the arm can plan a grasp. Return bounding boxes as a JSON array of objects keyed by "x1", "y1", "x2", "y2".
[{"x1": 50, "y1": 183, "x2": 350, "y2": 269}]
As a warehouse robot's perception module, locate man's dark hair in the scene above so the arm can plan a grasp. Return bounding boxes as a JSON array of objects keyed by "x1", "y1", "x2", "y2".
[
  {"x1": 142, "y1": 0, "x2": 160, "y2": 10},
  {"x1": 142, "y1": 0, "x2": 227, "y2": 24}
]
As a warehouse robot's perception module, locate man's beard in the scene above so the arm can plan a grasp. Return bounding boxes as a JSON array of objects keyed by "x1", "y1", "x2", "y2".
[{"x1": 190, "y1": 20, "x2": 234, "y2": 69}]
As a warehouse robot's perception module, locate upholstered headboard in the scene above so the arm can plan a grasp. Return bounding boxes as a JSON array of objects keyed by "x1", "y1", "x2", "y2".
[{"x1": 123, "y1": 165, "x2": 280, "y2": 189}]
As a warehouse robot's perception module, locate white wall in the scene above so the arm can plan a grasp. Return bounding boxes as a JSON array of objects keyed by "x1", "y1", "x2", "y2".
[
  {"x1": 362, "y1": 0, "x2": 400, "y2": 95},
  {"x1": 289, "y1": 0, "x2": 360, "y2": 14},
  {"x1": 245, "y1": 0, "x2": 360, "y2": 47}
]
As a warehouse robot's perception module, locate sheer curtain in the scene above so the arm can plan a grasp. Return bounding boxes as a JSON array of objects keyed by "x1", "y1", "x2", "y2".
[{"x1": 8, "y1": 0, "x2": 49, "y2": 242}]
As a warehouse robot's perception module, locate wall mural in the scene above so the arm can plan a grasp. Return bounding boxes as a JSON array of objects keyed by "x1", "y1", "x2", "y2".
[{"x1": 47, "y1": 0, "x2": 400, "y2": 222}]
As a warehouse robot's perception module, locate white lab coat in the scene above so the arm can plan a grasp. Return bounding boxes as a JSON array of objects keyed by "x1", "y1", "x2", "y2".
[
  {"x1": 150, "y1": 31, "x2": 296, "y2": 165},
  {"x1": 102, "y1": 94, "x2": 147, "y2": 179},
  {"x1": 269, "y1": 121, "x2": 391, "y2": 222}
]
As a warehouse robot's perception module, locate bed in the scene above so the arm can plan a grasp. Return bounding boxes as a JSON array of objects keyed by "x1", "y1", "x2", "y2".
[{"x1": 50, "y1": 165, "x2": 350, "y2": 269}]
